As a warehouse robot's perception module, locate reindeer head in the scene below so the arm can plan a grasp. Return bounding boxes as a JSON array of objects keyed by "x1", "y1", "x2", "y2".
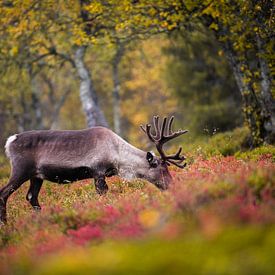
[{"x1": 140, "y1": 116, "x2": 188, "y2": 190}]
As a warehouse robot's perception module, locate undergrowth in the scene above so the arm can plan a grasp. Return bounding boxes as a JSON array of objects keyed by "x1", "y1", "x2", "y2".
[{"x1": 0, "y1": 132, "x2": 274, "y2": 274}]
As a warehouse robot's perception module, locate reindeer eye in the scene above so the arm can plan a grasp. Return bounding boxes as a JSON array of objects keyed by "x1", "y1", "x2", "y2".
[
  {"x1": 146, "y1": 152, "x2": 159, "y2": 168},
  {"x1": 146, "y1": 152, "x2": 154, "y2": 163}
]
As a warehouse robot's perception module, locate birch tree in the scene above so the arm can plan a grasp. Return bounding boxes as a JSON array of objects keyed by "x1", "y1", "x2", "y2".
[
  {"x1": 0, "y1": 0, "x2": 109, "y2": 128},
  {"x1": 0, "y1": 0, "x2": 185, "y2": 129}
]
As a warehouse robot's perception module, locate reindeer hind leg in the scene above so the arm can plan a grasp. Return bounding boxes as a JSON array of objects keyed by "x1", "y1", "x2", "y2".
[
  {"x1": 26, "y1": 178, "x2": 43, "y2": 211},
  {"x1": 95, "y1": 176, "x2": 108, "y2": 195},
  {"x1": 0, "y1": 170, "x2": 29, "y2": 224}
]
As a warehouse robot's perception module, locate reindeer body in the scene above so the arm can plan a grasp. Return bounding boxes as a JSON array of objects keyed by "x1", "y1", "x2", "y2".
[
  {"x1": 1, "y1": 116, "x2": 186, "y2": 223},
  {"x1": 6, "y1": 127, "x2": 146, "y2": 183}
]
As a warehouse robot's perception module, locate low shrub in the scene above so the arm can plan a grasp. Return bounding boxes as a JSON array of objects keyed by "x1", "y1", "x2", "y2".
[
  {"x1": 181, "y1": 127, "x2": 275, "y2": 161},
  {"x1": 235, "y1": 145, "x2": 275, "y2": 161},
  {"x1": 246, "y1": 169, "x2": 275, "y2": 201},
  {"x1": 205, "y1": 127, "x2": 250, "y2": 156}
]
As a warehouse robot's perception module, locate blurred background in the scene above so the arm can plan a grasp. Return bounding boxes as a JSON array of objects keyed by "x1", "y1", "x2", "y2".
[
  {"x1": 0, "y1": 30, "x2": 244, "y2": 147},
  {"x1": 1, "y1": 0, "x2": 273, "y2": 154}
]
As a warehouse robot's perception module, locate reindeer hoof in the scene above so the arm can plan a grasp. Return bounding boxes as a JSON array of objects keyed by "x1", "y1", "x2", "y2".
[
  {"x1": 0, "y1": 217, "x2": 7, "y2": 226},
  {"x1": 32, "y1": 205, "x2": 41, "y2": 211},
  {"x1": 95, "y1": 179, "x2": 108, "y2": 195},
  {"x1": 0, "y1": 208, "x2": 7, "y2": 225},
  {"x1": 96, "y1": 187, "x2": 108, "y2": 195}
]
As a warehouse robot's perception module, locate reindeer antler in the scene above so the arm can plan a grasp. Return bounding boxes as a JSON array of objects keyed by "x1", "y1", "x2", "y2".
[{"x1": 140, "y1": 116, "x2": 188, "y2": 168}]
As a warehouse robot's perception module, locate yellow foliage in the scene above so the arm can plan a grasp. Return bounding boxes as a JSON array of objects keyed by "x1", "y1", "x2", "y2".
[
  {"x1": 121, "y1": 37, "x2": 178, "y2": 146},
  {"x1": 85, "y1": 2, "x2": 103, "y2": 14},
  {"x1": 9, "y1": 46, "x2": 18, "y2": 57},
  {"x1": 209, "y1": 22, "x2": 218, "y2": 31}
]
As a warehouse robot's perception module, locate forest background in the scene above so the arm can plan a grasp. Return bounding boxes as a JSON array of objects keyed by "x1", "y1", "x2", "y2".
[{"x1": 0, "y1": 0, "x2": 274, "y2": 150}]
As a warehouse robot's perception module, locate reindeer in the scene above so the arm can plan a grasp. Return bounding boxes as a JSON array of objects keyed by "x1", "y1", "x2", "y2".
[{"x1": 0, "y1": 116, "x2": 187, "y2": 223}]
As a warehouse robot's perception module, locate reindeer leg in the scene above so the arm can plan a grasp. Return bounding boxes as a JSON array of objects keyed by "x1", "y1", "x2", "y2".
[
  {"x1": 0, "y1": 172, "x2": 29, "y2": 224},
  {"x1": 94, "y1": 176, "x2": 108, "y2": 195},
  {"x1": 26, "y1": 178, "x2": 43, "y2": 211}
]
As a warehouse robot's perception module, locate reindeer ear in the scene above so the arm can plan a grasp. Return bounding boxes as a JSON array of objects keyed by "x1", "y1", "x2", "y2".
[{"x1": 146, "y1": 151, "x2": 154, "y2": 164}]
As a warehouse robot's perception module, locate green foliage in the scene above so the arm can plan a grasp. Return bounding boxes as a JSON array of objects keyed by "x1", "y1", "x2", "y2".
[
  {"x1": 165, "y1": 28, "x2": 242, "y2": 136},
  {"x1": 247, "y1": 169, "x2": 275, "y2": 201},
  {"x1": 183, "y1": 127, "x2": 275, "y2": 161},
  {"x1": 183, "y1": 127, "x2": 275, "y2": 162},
  {"x1": 183, "y1": 127, "x2": 250, "y2": 159},
  {"x1": 190, "y1": 102, "x2": 241, "y2": 136},
  {"x1": 178, "y1": 128, "x2": 274, "y2": 165},
  {"x1": 0, "y1": 154, "x2": 9, "y2": 179},
  {"x1": 207, "y1": 127, "x2": 250, "y2": 156},
  {"x1": 235, "y1": 146, "x2": 275, "y2": 162}
]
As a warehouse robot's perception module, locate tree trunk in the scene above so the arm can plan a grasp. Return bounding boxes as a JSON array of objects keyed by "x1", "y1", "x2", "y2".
[
  {"x1": 112, "y1": 43, "x2": 124, "y2": 136},
  {"x1": 30, "y1": 74, "x2": 44, "y2": 130},
  {"x1": 74, "y1": 46, "x2": 108, "y2": 128},
  {"x1": 17, "y1": 86, "x2": 30, "y2": 132},
  {"x1": 50, "y1": 88, "x2": 71, "y2": 130},
  {"x1": 256, "y1": 36, "x2": 275, "y2": 143},
  {"x1": 223, "y1": 41, "x2": 264, "y2": 146}
]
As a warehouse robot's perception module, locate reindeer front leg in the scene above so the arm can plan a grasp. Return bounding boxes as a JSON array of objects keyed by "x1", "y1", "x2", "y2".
[{"x1": 94, "y1": 176, "x2": 108, "y2": 195}]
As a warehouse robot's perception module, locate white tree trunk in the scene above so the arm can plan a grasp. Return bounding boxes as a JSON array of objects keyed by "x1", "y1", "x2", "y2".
[{"x1": 74, "y1": 46, "x2": 108, "y2": 128}]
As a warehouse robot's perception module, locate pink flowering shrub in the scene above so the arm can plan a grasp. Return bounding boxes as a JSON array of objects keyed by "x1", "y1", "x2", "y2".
[{"x1": 67, "y1": 224, "x2": 102, "y2": 245}]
